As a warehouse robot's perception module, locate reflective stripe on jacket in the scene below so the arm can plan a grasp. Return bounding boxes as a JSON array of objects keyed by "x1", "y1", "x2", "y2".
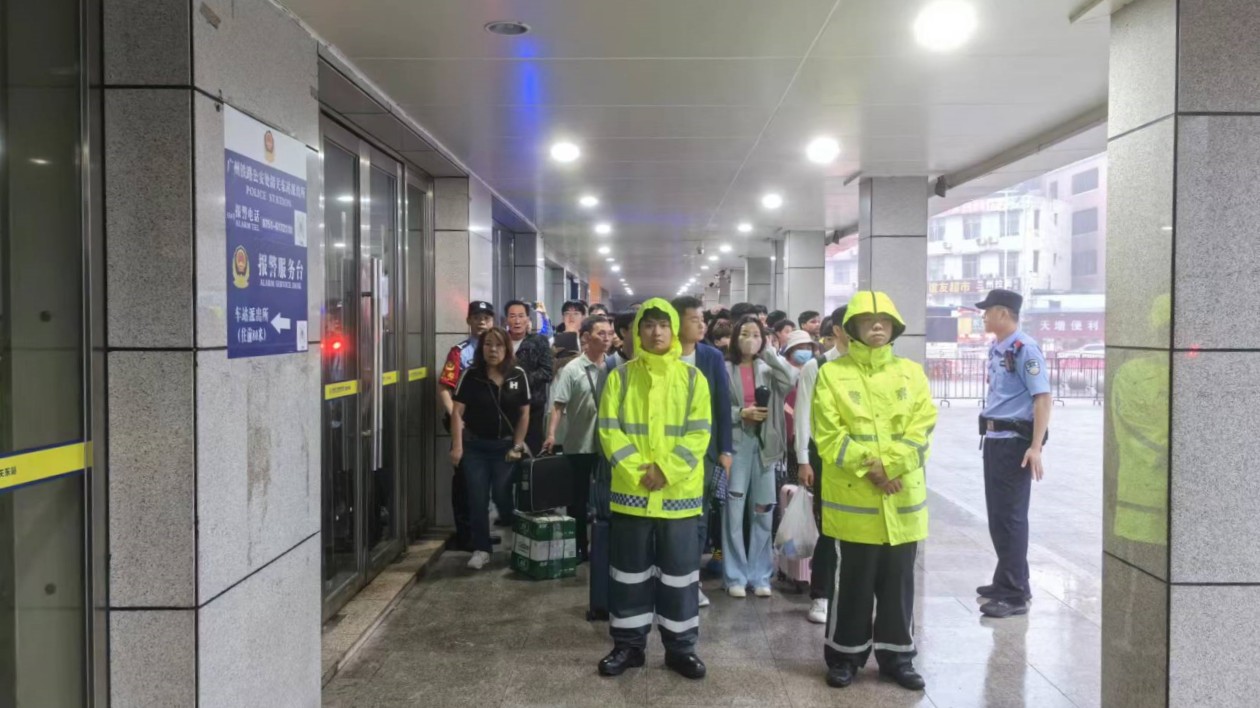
[
  {"x1": 811, "y1": 291, "x2": 937, "y2": 545},
  {"x1": 598, "y1": 298, "x2": 712, "y2": 519}
]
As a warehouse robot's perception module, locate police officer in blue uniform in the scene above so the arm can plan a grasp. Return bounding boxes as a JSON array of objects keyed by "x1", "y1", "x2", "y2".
[{"x1": 975, "y1": 289, "x2": 1051, "y2": 619}]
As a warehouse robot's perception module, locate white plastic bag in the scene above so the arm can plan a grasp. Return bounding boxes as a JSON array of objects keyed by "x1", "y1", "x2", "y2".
[{"x1": 774, "y1": 488, "x2": 819, "y2": 560}]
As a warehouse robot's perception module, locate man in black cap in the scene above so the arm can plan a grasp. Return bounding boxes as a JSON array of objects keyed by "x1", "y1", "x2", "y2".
[
  {"x1": 439, "y1": 300, "x2": 497, "y2": 550},
  {"x1": 974, "y1": 289, "x2": 1051, "y2": 619}
]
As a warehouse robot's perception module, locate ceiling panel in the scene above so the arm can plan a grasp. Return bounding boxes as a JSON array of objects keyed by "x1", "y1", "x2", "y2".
[
  {"x1": 284, "y1": 0, "x2": 1111, "y2": 297},
  {"x1": 284, "y1": 0, "x2": 836, "y2": 59}
]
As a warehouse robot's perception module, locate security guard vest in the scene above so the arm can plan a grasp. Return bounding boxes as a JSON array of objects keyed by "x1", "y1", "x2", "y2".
[
  {"x1": 812, "y1": 291, "x2": 937, "y2": 546},
  {"x1": 598, "y1": 298, "x2": 712, "y2": 519}
]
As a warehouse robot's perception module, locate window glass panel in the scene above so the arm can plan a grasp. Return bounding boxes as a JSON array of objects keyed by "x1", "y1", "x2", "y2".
[{"x1": 1, "y1": 0, "x2": 86, "y2": 703}]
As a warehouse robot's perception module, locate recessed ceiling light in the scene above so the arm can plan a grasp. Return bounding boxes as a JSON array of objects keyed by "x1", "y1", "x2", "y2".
[
  {"x1": 914, "y1": 0, "x2": 977, "y2": 52},
  {"x1": 611, "y1": 265, "x2": 621, "y2": 272},
  {"x1": 708, "y1": 255, "x2": 718, "y2": 262},
  {"x1": 579, "y1": 194, "x2": 599, "y2": 208},
  {"x1": 719, "y1": 244, "x2": 732, "y2": 253},
  {"x1": 485, "y1": 20, "x2": 531, "y2": 36},
  {"x1": 737, "y1": 222, "x2": 753, "y2": 233},
  {"x1": 336, "y1": 194, "x2": 354, "y2": 203},
  {"x1": 598, "y1": 245, "x2": 611, "y2": 255},
  {"x1": 594, "y1": 223, "x2": 612, "y2": 235},
  {"x1": 701, "y1": 265, "x2": 710, "y2": 271},
  {"x1": 806, "y1": 136, "x2": 842, "y2": 164},
  {"x1": 29, "y1": 158, "x2": 51, "y2": 166},
  {"x1": 333, "y1": 242, "x2": 347, "y2": 249},
  {"x1": 550, "y1": 141, "x2": 581, "y2": 163},
  {"x1": 605, "y1": 257, "x2": 615, "y2": 262},
  {"x1": 761, "y1": 193, "x2": 783, "y2": 210},
  {"x1": 770, "y1": 255, "x2": 777, "y2": 261}
]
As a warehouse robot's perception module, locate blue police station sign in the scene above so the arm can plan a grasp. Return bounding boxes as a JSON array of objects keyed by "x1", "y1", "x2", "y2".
[{"x1": 224, "y1": 106, "x2": 308, "y2": 358}]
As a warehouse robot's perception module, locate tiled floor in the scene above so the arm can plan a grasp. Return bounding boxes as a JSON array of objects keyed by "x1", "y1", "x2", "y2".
[{"x1": 324, "y1": 403, "x2": 1103, "y2": 707}]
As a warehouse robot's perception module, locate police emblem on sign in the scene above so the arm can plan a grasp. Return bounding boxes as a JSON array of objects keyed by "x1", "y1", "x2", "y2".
[
  {"x1": 849, "y1": 390, "x2": 861, "y2": 405},
  {"x1": 1025, "y1": 359, "x2": 1041, "y2": 377}
]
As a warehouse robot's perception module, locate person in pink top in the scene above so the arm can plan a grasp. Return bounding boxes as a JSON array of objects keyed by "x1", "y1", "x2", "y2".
[{"x1": 722, "y1": 315, "x2": 798, "y2": 597}]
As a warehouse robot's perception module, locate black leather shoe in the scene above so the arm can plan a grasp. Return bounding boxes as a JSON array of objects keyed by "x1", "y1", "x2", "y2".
[
  {"x1": 664, "y1": 652, "x2": 707, "y2": 680},
  {"x1": 980, "y1": 599, "x2": 1029, "y2": 618},
  {"x1": 598, "y1": 647, "x2": 645, "y2": 677},
  {"x1": 880, "y1": 664, "x2": 926, "y2": 691},
  {"x1": 977, "y1": 585, "x2": 1031, "y2": 602},
  {"x1": 825, "y1": 663, "x2": 855, "y2": 688}
]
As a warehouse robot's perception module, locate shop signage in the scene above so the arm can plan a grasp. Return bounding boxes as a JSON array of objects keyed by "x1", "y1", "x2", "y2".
[{"x1": 928, "y1": 277, "x2": 1021, "y2": 295}]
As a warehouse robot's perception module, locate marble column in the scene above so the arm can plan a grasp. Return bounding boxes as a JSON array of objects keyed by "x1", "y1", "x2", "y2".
[
  {"x1": 858, "y1": 177, "x2": 928, "y2": 364},
  {"x1": 728, "y1": 268, "x2": 746, "y2": 306},
  {"x1": 783, "y1": 231, "x2": 826, "y2": 330},
  {"x1": 1103, "y1": 0, "x2": 1260, "y2": 705},
  {"x1": 773, "y1": 240, "x2": 786, "y2": 311},
  {"x1": 102, "y1": 0, "x2": 322, "y2": 704},
  {"x1": 513, "y1": 232, "x2": 546, "y2": 306},
  {"x1": 744, "y1": 257, "x2": 772, "y2": 307}
]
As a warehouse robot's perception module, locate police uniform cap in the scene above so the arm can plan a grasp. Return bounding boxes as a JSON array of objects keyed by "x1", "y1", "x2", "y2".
[
  {"x1": 467, "y1": 301, "x2": 495, "y2": 317},
  {"x1": 975, "y1": 289, "x2": 1022, "y2": 316}
]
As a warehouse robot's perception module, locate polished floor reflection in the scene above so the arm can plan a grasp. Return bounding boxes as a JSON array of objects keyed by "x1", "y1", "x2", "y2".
[{"x1": 324, "y1": 404, "x2": 1102, "y2": 707}]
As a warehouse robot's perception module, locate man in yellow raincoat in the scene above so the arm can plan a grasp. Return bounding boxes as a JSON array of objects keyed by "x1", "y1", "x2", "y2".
[
  {"x1": 597, "y1": 299, "x2": 712, "y2": 680},
  {"x1": 811, "y1": 291, "x2": 936, "y2": 691}
]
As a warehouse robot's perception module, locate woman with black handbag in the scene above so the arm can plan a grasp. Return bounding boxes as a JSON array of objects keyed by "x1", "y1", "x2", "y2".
[{"x1": 450, "y1": 327, "x2": 531, "y2": 570}]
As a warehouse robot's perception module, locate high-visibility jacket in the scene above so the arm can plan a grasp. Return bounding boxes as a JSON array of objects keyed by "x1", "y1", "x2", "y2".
[
  {"x1": 1110, "y1": 353, "x2": 1168, "y2": 544},
  {"x1": 598, "y1": 298, "x2": 712, "y2": 518},
  {"x1": 811, "y1": 291, "x2": 937, "y2": 545}
]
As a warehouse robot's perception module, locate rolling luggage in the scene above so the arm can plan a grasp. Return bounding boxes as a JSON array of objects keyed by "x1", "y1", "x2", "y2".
[
  {"x1": 587, "y1": 458, "x2": 612, "y2": 621},
  {"x1": 775, "y1": 484, "x2": 812, "y2": 588},
  {"x1": 515, "y1": 453, "x2": 573, "y2": 513}
]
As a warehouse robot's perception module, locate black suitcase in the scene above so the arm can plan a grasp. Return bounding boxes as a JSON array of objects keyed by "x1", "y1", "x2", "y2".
[
  {"x1": 587, "y1": 458, "x2": 612, "y2": 621},
  {"x1": 515, "y1": 453, "x2": 573, "y2": 513}
]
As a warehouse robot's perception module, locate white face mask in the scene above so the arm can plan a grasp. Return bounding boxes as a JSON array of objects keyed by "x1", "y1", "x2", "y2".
[{"x1": 739, "y1": 338, "x2": 760, "y2": 355}]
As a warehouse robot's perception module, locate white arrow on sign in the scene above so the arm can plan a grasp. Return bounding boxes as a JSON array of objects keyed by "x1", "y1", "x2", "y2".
[{"x1": 271, "y1": 313, "x2": 291, "y2": 333}]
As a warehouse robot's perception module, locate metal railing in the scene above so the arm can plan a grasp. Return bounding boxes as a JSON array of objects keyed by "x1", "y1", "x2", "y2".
[{"x1": 926, "y1": 357, "x2": 1104, "y2": 406}]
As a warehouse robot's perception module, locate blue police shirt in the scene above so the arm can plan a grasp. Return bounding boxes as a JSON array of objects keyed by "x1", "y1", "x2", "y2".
[{"x1": 983, "y1": 330, "x2": 1051, "y2": 439}]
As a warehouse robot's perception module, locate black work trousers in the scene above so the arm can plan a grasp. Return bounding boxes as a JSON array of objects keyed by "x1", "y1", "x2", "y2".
[
  {"x1": 566, "y1": 453, "x2": 596, "y2": 553},
  {"x1": 825, "y1": 540, "x2": 917, "y2": 671},
  {"x1": 609, "y1": 513, "x2": 701, "y2": 654},
  {"x1": 807, "y1": 442, "x2": 837, "y2": 601},
  {"x1": 983, "y1": 437, "x2": 1033, "y2": 602}
]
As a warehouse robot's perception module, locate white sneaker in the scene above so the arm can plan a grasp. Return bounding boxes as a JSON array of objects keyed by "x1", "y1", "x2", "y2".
[
  {"x1": 808, "y1": 598, "x2": 829, "y2": 624},
  {"x1": 754, "y1": 586, "x2": 773, "y2": 598},
  {"x1": 699, "y1": 589, "x2": 711, "y2": 608},
  {"x1": 467, "y1": 551, "x2": 490, "y2": 570},
  {"x1": 727, "y1": 586, "x2": 747, "y2": 598}
]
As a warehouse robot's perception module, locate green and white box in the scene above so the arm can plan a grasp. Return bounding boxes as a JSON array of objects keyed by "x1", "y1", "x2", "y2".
[{"x1": 511, "y1": 512, "x2": 577, "y2": 580}]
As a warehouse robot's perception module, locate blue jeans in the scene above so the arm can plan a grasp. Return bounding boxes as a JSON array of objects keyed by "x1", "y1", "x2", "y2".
[
  {"x1": 462, "y1": 437, "x2": 516, "y2": 553},
  {"x1": 723, "y1": 433, "x2": 776, "y2": 590}
]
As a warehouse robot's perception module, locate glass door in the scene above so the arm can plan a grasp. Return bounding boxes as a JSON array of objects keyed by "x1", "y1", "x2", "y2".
[
  {"x1": 319, "y1": 118, "x2": 405, "y2": 618},
  {"x1": 0, "y1": 0, "x2": 90, "y2": 703}
]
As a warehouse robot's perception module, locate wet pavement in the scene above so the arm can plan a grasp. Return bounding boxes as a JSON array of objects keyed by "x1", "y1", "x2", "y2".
[{"x1": 324, "y1": 402, "x2": 1103, "y2": 707}]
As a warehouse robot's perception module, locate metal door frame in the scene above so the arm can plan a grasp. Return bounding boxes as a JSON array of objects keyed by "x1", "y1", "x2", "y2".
[{"x1": 319, "y1": 117, "x2": 406, "y2": 619}]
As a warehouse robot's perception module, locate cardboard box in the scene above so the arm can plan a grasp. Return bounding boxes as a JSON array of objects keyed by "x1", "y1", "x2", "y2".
[{"x1": 511, "y1": 512, "x2": 577, "y2": 580}]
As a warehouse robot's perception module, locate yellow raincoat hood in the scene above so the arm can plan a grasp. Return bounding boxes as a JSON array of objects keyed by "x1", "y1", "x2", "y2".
[
  {"x1": 842, "y1": 291, "x2": 906, "y2": 366},
  {"x1": 631, "y1": 297, "x2": 682, "y2": 370}
]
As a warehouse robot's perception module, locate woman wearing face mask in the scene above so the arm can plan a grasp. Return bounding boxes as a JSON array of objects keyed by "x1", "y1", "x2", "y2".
[
  {"x1": 780, "y1": 330, "x2": 822, "y2": 478},
  {"x1": 723, "y1": 315, "x2": 799, "y2": 597}
]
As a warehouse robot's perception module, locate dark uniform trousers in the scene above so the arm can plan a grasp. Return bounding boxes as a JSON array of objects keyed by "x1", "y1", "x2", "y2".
[
  {"x1": 609, "y1": 512, "x2": 701, "y2": 654},
  {"x1": 983, "y1": 437, "x2": 1033, "y2": 601},
  {"x1": 807, "y1": 441, "x2": 837, "y2": 601},
  {"x1": 826, "y1": 540, "x2": 917, "y2": 671}
]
